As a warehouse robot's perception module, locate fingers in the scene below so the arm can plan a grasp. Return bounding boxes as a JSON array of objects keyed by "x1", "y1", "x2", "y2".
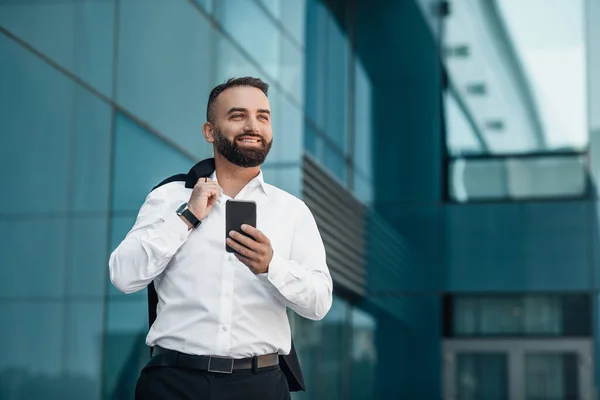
[
  {"x1": 226, "y1": 237, "x2": 260, "y2": 260},
  {"x1": 228, "y1": 230, "x2": 261, "y2": 251},
  {"x1": 241, "y1": 225, "x2": 270, "y2": 244}
]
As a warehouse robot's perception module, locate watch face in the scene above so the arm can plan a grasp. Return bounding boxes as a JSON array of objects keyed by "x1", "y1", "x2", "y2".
[{"x1": 176, "y1": 203, "x2": 188, "y2": 214}]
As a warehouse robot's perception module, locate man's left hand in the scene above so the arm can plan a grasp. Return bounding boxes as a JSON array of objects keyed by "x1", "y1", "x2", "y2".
[{"x1": 227, "y1": 225, "x2": 273, "y2": 274}]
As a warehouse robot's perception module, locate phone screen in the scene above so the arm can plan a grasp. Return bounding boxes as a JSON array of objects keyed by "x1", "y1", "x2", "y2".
[{"x1": 225, "y1": 200, "x2": 257, "y2": 253}]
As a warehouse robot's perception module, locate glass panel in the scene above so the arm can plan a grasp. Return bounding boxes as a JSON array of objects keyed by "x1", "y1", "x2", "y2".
[
  {"x1": 265, "y1": 88, "x2": 304, "y2": 165},
  {"x1": 0, "y1": 303, "x2": 64, "y2": 397},
  {"x1": 117, "y1": 0, "x2": 214, "y2": 159},
  {"x1": 305, "y1": 0, "x2": 329, "y2": 131},
  {"x1": 323, "y1": 142, "x2": 348, "y2": 186},
  {"x1": 497, "y1": 0, "x2": 587, "y2": 150},
  {"x1": 66, "y1": 302, "x2": 103, "y2": 400},
  {"x1": 324, "y1": 13, "x2": 349, "y2": 153},
  {"x1": 0, "y1": 0, "x2": 115, "y2": 96},
  {"x1": 525, "y1": 353, "x2": 579, "y2": 400},
  {"x1": 214, "y1": 33, "x2": 265, "y2": 85},
  {"x1": 445, "y1": 90, "x2": 484, "y2": 156},
  {"x1": 443, "y1": 0, "x2": 587, "y2": 155},
  {"x1": 305, "y1": 124, "x2": 319, "y2": 158},
  {"x1": 353, "y1": 169, "x2": 373, "y2": 205},
  {"x1": 0, "y1": 33, "x2": 72, "y2": 214},
  {"x1": 353, "y1": 59, "x2": 373, "y2": 178},
  {"x1": 103, "y1": 300, "x2": 149, "y2": 399},
  {"x1": 68, "y1": 217, "x2": 108, "y2": 298},
  {"x1": 195, "y1": 0, "x2": 213, "y2": 14},
  {"x1": 319, "y1": 297, "x2": 348, "y2": 400},
  {"x1": 450, "y1": 155, "x2": 586, "y2": 202},
  {"x1": 350, "y1": 308, "x2": 377, "y2": 400},
  {"x1": 456, "y1": 353, "x2": 508, "y2": 400},
  {"x1": 261, "y1": 165, "x2": 302, "y2": 198},
  {"x1": 112, "y1": 113, "x2": 193, "y2": 213},
  {"x1": 454, "y1": 296, "x2": 565, "y2": 336},
  {"x1": 281, "y1": 36, "x2": 305, "y2": 103},
  {"x1": 0, "y1": 219, "x2": 67, "y2": 299},
  {"x1": 281, "y1": 0, "x2": 307, "y2": 47},
  {"x1": 73, "y1": 88, "x2": 112, "y2": 213},
  {"x1": 216, "y1": 0, "x2": 281, "y2": 80}
]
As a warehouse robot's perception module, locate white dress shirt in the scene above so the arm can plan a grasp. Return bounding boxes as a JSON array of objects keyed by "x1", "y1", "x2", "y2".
[{"x1": 109, "y1": 170, "x2": 333, "y2": 358}]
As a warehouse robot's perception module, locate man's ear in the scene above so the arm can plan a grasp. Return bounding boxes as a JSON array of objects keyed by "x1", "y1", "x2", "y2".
[{"x1": 202, "y1": 122, "x2": 214, "y2": 143}]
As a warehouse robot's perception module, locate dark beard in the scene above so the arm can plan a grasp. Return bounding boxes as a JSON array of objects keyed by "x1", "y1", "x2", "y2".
[{"x1": 213, "y1": 128, "x2": 272, "y2": 168}]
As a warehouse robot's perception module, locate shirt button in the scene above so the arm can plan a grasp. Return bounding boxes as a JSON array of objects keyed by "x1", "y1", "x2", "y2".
[
  {"x1": 229, "y1": 254, "x2": 236, "y2": 262},
  {"x1": 222, "y1": 326, "x2": 228, "y2": 331}
]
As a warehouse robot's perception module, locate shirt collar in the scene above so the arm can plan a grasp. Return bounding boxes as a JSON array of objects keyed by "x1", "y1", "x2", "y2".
[{"x1": 209, "y1": 169, "x2": 269, "y2": 198}]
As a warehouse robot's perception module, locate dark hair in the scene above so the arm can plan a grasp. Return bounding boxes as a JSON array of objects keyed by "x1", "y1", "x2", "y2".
[{"x1": 206, "y1": 77, "x2": 269, "y2": 123}]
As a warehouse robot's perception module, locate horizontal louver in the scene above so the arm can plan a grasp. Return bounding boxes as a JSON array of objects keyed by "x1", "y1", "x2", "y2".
[{"x1": 302, "y1": 155, "x2": 367, "y2": 296}]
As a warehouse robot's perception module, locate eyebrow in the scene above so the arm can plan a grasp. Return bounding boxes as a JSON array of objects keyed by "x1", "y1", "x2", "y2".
[{"x1": 226, "y1": 107, "x2": 271, "y2": 115}]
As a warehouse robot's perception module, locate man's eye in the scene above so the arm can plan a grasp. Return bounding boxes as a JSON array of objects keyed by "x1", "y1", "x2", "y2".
[
  {"x1": 231, "y1": 114, "x2": 244, "y2": 119},
  {"x1": 259, "y1": 115, "x2": 269, "y2": 121}
]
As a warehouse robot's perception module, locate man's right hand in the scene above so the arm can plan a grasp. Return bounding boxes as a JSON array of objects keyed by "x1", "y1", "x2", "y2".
[{"x1": 187, "y1": 177, "x2": 221, "y2": 221}]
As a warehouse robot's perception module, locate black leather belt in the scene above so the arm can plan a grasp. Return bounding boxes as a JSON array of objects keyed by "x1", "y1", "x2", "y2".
[{"x1": 149, "y1": 346, "x2": 279, "y2": 374}]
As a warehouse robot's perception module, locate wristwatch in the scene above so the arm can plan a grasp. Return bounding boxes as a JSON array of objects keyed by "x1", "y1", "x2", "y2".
[{"x1": 176, "y1": 203, "x2": 202, "y2": 228}]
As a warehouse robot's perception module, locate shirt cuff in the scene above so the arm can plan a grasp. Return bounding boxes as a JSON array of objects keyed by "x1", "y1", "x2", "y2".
[{"x1": 159, "y1": 210, "x2": 193, "y2": 244}]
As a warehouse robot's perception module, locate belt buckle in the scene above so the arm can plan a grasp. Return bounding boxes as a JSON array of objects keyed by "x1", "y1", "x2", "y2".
[{"x1": 207, "y1": 355, "x2": 234, "y2": 374}]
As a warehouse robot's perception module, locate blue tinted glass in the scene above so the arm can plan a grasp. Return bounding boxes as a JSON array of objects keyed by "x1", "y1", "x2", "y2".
[
  {"x1": 214, "y1": 34, "x2": 264, "y2": 85},
  {"x1": 281, "y1": 36, "x2": 305, "y2": 103},
  {"x1": 0, "y1": 33, "x2": 72, "y2": 214},
  {"x1": 73, "y1": 86, "x2": 112, "y2": 213},
  {"x1": 117, "y1": 0, "x2": 214, "y2": 159},
  {"x1": 264, "y1": 88, "x2": 303, "y2": 165},
  {"x1": 195, "y1": 0, "x2": 213, "y2": 13},
  {"x1": 216, "y1": 0, "x2": 280, "y2": 79},
  {"x1": 281, "y1": 0, "x2": 307, "y2": 47},
  {"x1": 68, "y1": 217, "x2": 108, "y2": 298},
  {"x1": 103, "y1": 300, "x2": 150, "y2": 399},
  {"x1": 320, "y1": 297, "x2": 348, "y2": 400},
  {"x1": 0, "y1": 303, "x2": 63, "y2": 395},
  {"x1": 305, "y1": 0, "x2": 328, "y2": 130},
  {"x1": 324, "y1": 17, "x2": 349, "y2": 152},
  {"x1": 353, "y1": 60, "x2": 372, "y2": 178},
  {"x1": 66, "y1": 302, "x2": 103, "y2": 400},
  {"x1": 323, "y1": 143, "x2": 347, "y2": 186},
  {"x1": 112, "y1": 113, "x2": 193, "y2": 212},
  {"x1": 0, "y1": 219, "x2": 67, "y2": 299},
  {"x1": 353, "y1": 169, "x2": 373, "y2": 205},
  {"x1": 305, "y1": 124, "x2": 318, "y2": 157},
  {"x1": 0, "y1": 0, "x2": 115, "y2": 96},
  {"x1": 262, "y1": 165, "x2": 302, "y2": 198},
  {"x1": 350, "y1": 308, "x2": 377, "y2": 400}
]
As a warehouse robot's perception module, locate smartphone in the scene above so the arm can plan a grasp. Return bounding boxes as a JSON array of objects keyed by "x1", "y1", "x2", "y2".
[{"x1": 225, "y1": 200, "x2": 257, "y2": 253}]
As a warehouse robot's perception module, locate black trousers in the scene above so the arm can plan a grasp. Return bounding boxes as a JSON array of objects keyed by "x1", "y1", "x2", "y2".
[{"x1": 135, "y1": 364, "x2": 290, "y2": 400}]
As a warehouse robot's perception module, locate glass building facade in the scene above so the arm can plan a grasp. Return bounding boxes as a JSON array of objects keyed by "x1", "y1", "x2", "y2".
[{"x1": 1, "y1": 0, "x2": 599, "y2": 399}]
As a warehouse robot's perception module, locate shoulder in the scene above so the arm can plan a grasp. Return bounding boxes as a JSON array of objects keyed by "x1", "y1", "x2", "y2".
[{"x1": 152, "y1": 173, "x2": 187, "y2": 191}]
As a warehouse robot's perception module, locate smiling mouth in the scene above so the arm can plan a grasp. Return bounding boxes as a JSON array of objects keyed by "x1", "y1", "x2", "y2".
[{"x1": 237, "y1": 137, "x2": 262, "y2": 144}]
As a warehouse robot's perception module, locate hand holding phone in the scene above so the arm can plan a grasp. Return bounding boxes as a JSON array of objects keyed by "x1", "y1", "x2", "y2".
[{"x1": 225, "y1": 200, "x2": 273, "y2": 274}]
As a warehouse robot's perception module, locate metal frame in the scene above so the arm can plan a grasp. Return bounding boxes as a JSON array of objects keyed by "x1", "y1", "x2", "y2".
[{"x1": 443, "y1": 338, "x2": 595, "y2": 400}]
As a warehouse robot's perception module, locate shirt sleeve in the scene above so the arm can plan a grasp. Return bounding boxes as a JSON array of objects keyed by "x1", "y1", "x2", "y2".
[
  {"x1": 109, "y1": 185, "x2": 192, "y2": 294},
  {"x1": 258, "y1": 202, "x2": 333, "y2": 321}
]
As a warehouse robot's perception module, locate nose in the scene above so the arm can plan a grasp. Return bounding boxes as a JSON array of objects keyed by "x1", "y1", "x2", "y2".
[{"x1": 244, "y1": 117, "x2": 260, "y2": 133}]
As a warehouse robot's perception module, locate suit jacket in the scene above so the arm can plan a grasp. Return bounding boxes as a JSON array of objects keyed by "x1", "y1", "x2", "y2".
[{"x1": 146, "y1": 158, "x2": 305, "y2": 391}]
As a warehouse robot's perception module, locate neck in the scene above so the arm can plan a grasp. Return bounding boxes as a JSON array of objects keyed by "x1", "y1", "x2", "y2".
[{"x1": 214, "y1": 153, "x2": 261, "y2": 198}]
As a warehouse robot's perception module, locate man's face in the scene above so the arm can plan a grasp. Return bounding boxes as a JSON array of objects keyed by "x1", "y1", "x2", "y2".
[{"x1": 208, "y1": 86, "x2": 273, "y2": 168}]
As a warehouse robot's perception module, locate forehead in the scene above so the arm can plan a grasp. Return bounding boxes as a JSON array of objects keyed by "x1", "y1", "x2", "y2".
[{"x1": 215, "y1": 86, "x2": 270, "y2": 113}]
